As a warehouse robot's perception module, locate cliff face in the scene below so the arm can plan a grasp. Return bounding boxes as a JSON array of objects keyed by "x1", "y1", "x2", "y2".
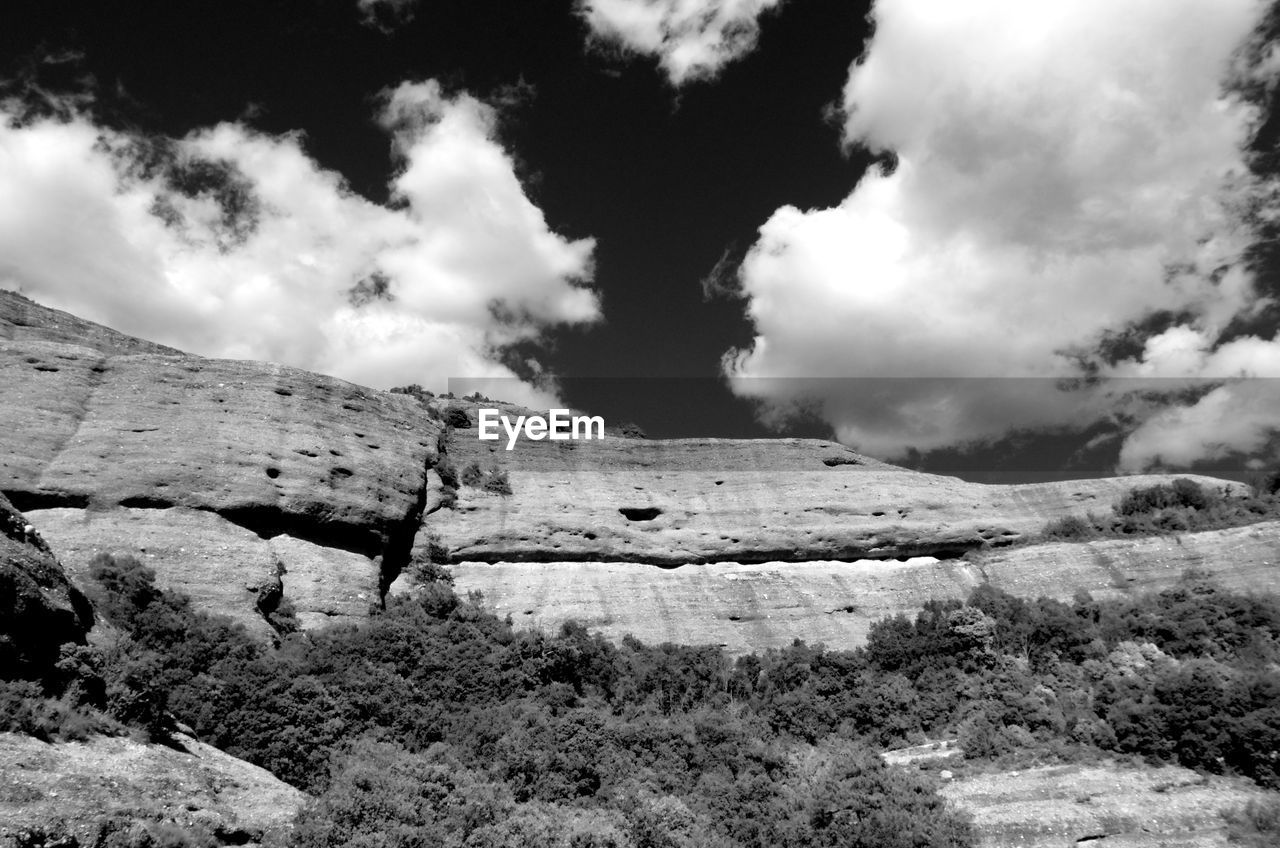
[
  {"x1": 3, "y1": 290, "x2": 1276, "y2": 653},
  {"x1": 1, "y1": 291, "x2": 441, "y2": 637}
]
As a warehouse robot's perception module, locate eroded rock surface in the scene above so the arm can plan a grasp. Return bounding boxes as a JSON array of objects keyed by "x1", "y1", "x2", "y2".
[
  {"x1": 0, "y1": 731, "x2": 305, "y2": 847},
  {"x1": 0, "y1": 291, "x2": 440, "y2": 632},
  {"x1": 434, "y1": 420, "x2": 1237, "y2": 564},
  {"x1": 941, "y1": 762, "x2": 1271, "y2": 847},
  {"x1": 442, "y1": 522, "x2": 1280, "y2": 654}
]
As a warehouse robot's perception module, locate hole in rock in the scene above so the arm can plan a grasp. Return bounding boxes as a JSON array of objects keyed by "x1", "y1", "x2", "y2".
[
  {"x1": 619, "y1": 506, "x2": 662, "y2": 521},
  {"x1": 265, "y1": 467, "x2": 281, "y2": 479}
]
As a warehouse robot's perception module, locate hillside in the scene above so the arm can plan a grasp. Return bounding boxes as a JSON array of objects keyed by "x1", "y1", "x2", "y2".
[{"x1": 0, "y1": 479, "x2": 306, "y2": 846}]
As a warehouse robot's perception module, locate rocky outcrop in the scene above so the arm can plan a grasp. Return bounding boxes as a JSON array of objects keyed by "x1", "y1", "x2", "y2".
[
  {"x1": 0, "y1": 291, "x2": 441, "y2": 635},
  {"x1": 940, "y1": 761, "x2": 1270, "y2": 847},
  {"x1": 432, "y1": 412, "x2": 1239, "y2": 565},
  {"x1": 443, "y1": 521, "x2": 1280, "y2": 654},
  {"x1": 0, "y1": 731, "x2": 305, "y2": 847},
  {"x1": 0, "y1": 492, "x2": 92, "y2": 682},
  {"x1": 4, "y1": 291, "x2": 1272, "y2": 652}
]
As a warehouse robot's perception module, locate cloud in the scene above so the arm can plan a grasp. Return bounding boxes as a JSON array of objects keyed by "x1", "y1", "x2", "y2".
[
  {"x1": 578, "y1": 0, "x2": 783, "y2": 84},
  {"x1": 0, "y1": 80, "x2": 598, "y2": 404},
  {"x1": 724, "y1": 0, "x2": 1280, "y2": 471}
]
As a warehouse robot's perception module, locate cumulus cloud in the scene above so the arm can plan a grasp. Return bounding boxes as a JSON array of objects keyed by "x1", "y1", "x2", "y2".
[
  {"x1": 724, "y1": 0, "x2": 1280, "y2": 471},
  {"x1": 579, "y1": 0, "x2": 783, "y2": 84},
  {"x1": 0, "y1": 80, "x2": 598, "y2": 404}
]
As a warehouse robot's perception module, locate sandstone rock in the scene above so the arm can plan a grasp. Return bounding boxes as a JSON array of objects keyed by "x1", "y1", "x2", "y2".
[
  {"x1": 25, "y1": 507, "x2": 383, "y2": 638},
  {"x1": 0, "y1": 492, "x2": 92, "y2": 682},
  {"x1": 0, "y1": 731, "x2": 305, "y2": 847},
  {"x1": 1, "y1": 291, "x2": 441, "y2": 632},
  {"x1": 432, "y1": 427, "x2": 1239, "y2": 565},
  {"x1": 442, "y1": 522, "x2": 1280, "y2": 654},
  {"x1": 941, "y1": 761, "x2": 1268, "y2": 847},
  {"x1": 0, "y1": 290, "x2": 181, "y2": 356}
]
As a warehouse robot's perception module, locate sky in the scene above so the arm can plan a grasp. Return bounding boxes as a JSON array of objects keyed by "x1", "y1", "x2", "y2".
[{"x1": 1, "y1": 0, "x2": 1278, "y2": 481}]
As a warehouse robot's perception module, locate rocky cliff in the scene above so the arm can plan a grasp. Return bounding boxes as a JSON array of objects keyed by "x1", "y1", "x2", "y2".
[
  {"x1": 2, "y1": 291, "x2": 441, "y2": 636},
  {"x1": 3, "y1": 289, "x2": 1276, "y2": 653}
]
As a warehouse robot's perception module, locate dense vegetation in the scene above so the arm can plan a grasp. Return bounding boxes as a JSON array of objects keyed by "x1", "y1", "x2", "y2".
[{"x1": 6, "y1": 544, "x2": 1280, "y2": 845}]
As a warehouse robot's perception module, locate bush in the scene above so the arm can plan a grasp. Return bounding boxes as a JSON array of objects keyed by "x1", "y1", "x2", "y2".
[
  {"x1": 435, "y1": 456, "x2": 459, "y2": 489},
  {"x1": 483, "y1": 468, "x2": 513, "y2": 496},
  {"x1": 1042, "y1": 514, "x2": 1095, "y2": 541},
  {"x1": 444, "y1": 405, "x2": 472, "y2": 428},
  {"x1": 461, "y1": 462, "x2": 485, "y2": 488},
  {"x1": 1116, "y1": 479, "x2": 1213, "y2": 516}
]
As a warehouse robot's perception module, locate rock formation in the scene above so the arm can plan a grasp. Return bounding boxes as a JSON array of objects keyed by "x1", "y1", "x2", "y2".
[
  {"x1": 1, "y1": 291, "x2": 440, "y2": 636},
  {"x1": 0, "y1": 731, "x2": 305, "y2": 847},
  {"x1": 4, "y1": 289, "x2": 1277, "y2": 654}
]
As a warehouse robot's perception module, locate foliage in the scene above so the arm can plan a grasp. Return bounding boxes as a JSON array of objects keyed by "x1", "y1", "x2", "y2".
[
  {"x1": 444, "y1": 405, "x2": 472, "y2": 428},
  {"x1": 1038, "y1": 478, "x2": 1280, "y2": 542},
  {"x1": 458, "y1": 462, "x2": 513, "y2": 495},
  {"x1": 71, "y1": 551, "x2": 1280, "y2": 846},
  {"x1": 483, "y1": 467, "x2": 513, "y2": 495},
  {"x1": 461, "y1": 461, "x2": 486, "y2": 487}
]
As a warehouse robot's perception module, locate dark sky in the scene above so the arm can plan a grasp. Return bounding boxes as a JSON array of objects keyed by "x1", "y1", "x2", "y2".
[
  {"x1": 5, "y1": 0, "x2": 874, "y2": 438},
  {"x1": 4, "y1": 1, "x2": 1278, "y2": 482}
]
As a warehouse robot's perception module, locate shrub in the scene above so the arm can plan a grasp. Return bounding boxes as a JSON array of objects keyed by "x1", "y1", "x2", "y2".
[
  {"x1": 1116, "y1": 479, "x2": 1212, "y2": 516},
  {"x1": 412, "y1": 557, "x2": 454, "y2": 585},
  {"x1": 444, "y1": 405, "x2": 472, "y2": 428},
  {"x1": 435, "y1": 457, "x2": 459, "y2": 489},
  {"x1": 461, "y1": 462, "x2": 485, "y2": 488},
  {"x1": 483, "y1": 468, "x2": 513, "y2": 496},
  {"x1": 266, "y1": 596, "x2": 301, "y2": 635},
  {"x1": 1042, "y1": 514, "x2": 1095, "y2": 541}
]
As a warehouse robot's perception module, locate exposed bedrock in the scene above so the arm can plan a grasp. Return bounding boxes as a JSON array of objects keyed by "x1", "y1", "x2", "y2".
[
  {"x1": 425, "y1": 522, "x2": 1280, "y2": 654},
  {"x1": 1, "y1": 291, "x2": 440, "y2": 632},
  {"x1": 430, "y1": 420, "x2": 1241, "y2": 565}
]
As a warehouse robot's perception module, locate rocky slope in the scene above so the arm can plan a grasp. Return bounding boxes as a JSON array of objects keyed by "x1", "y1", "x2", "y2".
[
  {"x1": 0, "y1": 731, "x2": 305, "y2": 847},
  {"x1": 939, "y1": 762, "x2": 1273, "y2": 848},
  {"x1": 0, "y1": 476, "x2": 307, "y2": 845},
  {"x1": 1, "y1": 291, "x2": 441, "y2": 636},
  {"x1": 433, "y1": 414, "x2": 1236, "y2": 565},
  {"x1": 442, "y1": 520, "x2": 1280, "y2": 654}
]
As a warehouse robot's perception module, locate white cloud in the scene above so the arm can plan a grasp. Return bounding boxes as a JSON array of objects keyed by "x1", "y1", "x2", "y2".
[
  {"x1": 579, "y1": 0, "x2": 783, "y2": 85},
  {"x1": 725, "y1": 0, "x2": 1280, "y2": 469},
  {"x1": 0, "y1": 80, "x2": 598, "y2": 404}
]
